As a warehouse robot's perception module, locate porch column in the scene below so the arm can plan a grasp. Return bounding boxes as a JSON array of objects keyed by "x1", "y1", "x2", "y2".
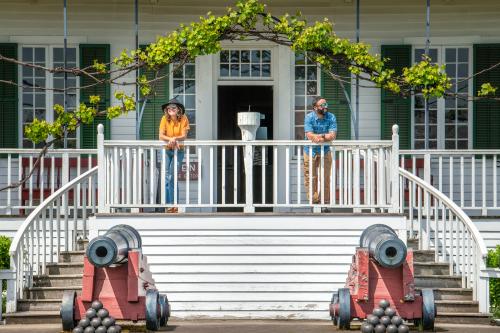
[{"x1": 238, "y1": 112, "x2": 260, "y2": 213}]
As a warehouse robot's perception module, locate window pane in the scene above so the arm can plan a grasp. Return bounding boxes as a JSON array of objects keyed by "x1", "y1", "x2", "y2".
[
  {"x1": 457, "y1": 125, "x2": 468, "y2": 138},
  {"x1": 306, "y1": 66, "x2": 317, "y2": 80},
  {"x1": 295, "y1": 96, "x2": 305, "y2": 110},
  {"x1": 220, "y1": 51, "x2": 229, "y2": 63},
  {"x1": 307, "y1": 81, "x2": 317, "y2": 95},
  {"x1": 262, "y1": 64, "x2": 271, "y2": 77},
  {"x1": 22, "y1": 48, "x2": 33, "y2": 61},
  {"x1": 295, "y1": 112, "x2": 305, "y2": 125},
  {"x1": 185, "y1": 94, "x2": 195, "y2": 109},
  {"x1": 251, "y1": 50, "x2": 260, "y2": 63},
  {"x1": 241, "y1": 64, "x2": 250, "y2": 77},
  {"x1": 458, "y1": 48, "x2": 468, "y2": 62},
  {"x1": 173, "y1": 79, "x2": 183, "y2": 93},
  {"x1": 241, "y1": 51, "x2": 250, "y2": 63},
  {"x1": 262, "y1": 50, "x2": 271, "y2": 63},
  {"x1": 446, "y1": 64, "x2": 456, "y2": 78},
  {"x1": 295, "y1": 53, "x2": 305, "y2": 65},
  {"x1": 445, "y1": 48, "x2": 456, "y2": 62},
  {"x1": 295, "y1": 81, "x2": 305, "y2": 95},
  {"x1": 184, "y1": 64, "x2": 195, "y2": 79},
  {"x1": 230, "y1": 50, "x2": 239, "y2": 62},
  {"x1": 295, "y1": 126, "x2": 304, "y2": 140},
  {"x1": 445, "y1": 125, "x2": 455, "y2": 138},
  {"x1": 251, "y1": 64, "x2": 260, "y2": 77},
  {"x1": 458, "y1": 64, "x2": 468, "y2": 77},
  {"x1": 231, "y1": 64, "x2": 239, "y2": 76},
  {"x1": 220, "y1": 64, "x2": 229, "y2": 77},
  {"x1": 295, "y1": 66, "x2": 305, "y2": 80},
  {"x1": 184, "y1": 80, "x2": 195, "y2": 94},
  {"x1": 35, "y1": 48, "x2": 45, "y2": 62}
]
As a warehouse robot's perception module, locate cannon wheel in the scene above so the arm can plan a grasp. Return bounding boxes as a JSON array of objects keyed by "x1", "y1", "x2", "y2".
[
  {"x1": 159, "y1": 294, "x2": 169, "y2": 327},
  {"x1": 337, "y1": 288, "x2": 351, "y2": 330},
  {"x1": 330, "y1": 291, "x2": 339, "y2": 325},
  {"x1": 414, "y1": 289, "x2": 435, "y2": 331},
  {"x1": 146, "y1": 289, "x2": 161, "y2": 331},
  {"x1": 60, "y1": 290, "x2": 76, "y2": 331}
]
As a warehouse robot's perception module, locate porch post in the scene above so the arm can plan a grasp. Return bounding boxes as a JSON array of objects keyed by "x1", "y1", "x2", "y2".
[
  {"x1": 238, "y1": 112, "x2": 260, "y2": 213},
  {"x1": 391, "y1": 125, "x2": 400, "y2": 213},
  {"x1": 97, "y1": 124, "x2": 108, "y2": 213}
]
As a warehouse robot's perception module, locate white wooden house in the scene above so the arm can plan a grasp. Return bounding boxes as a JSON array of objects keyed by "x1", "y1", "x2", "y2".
[{"x1": 0, "y1": 0, "x2": 499, "y2": 325}]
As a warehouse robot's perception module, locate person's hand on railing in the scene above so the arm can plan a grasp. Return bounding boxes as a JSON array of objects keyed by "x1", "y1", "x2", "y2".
[{"x1": 167, "y1": 138, "x2": 178, "y2": 150}]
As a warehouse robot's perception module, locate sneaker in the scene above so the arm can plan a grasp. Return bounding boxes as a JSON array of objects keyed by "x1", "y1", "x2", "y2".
[
  {"x1": 321, "y1": 208, "x2": 331, "y2": 213},
  {"x1": 167, "y1": 207, "x2": 178, "y2": 213}
]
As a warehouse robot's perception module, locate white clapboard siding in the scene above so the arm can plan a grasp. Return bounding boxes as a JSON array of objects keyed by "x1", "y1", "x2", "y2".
[
  {"x1": 473, "y1": 220, "x2": 500, "y2": 249},
  {"x1": 89, "y1": 214, "x2": 406, "y2": 320}
]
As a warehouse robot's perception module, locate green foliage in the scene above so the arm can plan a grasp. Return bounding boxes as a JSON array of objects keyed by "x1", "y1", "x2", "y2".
[
  {"x1": 478, "y1": 82, "x2": 498, "y2": 97},
  {"x1": 23, "y1": 0, "x2": 494, "y2": 145},
  {"x1": 488, "y1": 246, "x2": 500, "y2": 314},
  {"x1": 0, "y1": 236, "x2": 11, "y2": 269}
]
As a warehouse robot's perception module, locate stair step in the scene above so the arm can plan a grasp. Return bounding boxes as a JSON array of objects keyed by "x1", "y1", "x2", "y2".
[
  {"x1": 17, "y1": 299, "x2": 61, "y2": 312},
  {"x1": 413, "y1": 250, "x2": 435, "y2": 262},
  {"x1": 415, "y1": 275, "x2": 463, "y2": 288},
  {"x1": 416, "y1": 287, "x2": 473, "y2": 301},
  {"x1": 46, "y1": 262, "x2": 83, "y2": 275},
  {"x1": 33, "y1": 274, "x2": 82, "y2": 287},
  {"x1": 59, "y1": 250, "x2": 84, "y2": 263},
  {"x1": 413, "y1": 262, "x2": 450, "y2": 275},
  {"x1": 435, "y1": 300, "x2": 479, "y2": 313},
  {"x1": 27, "y1": 286, "x2": 81, "y2": 299},
  {"x1": 4, "y1": 311, "x2": 60, "y2": 324},
  {"x1": 436, "y1": 312, "x2": 492, "y2": 325}
]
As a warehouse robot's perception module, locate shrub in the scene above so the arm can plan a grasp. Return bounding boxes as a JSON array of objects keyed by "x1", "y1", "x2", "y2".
[{"x1": 487, "y1": 245, "x2": 500, "y2": 316}]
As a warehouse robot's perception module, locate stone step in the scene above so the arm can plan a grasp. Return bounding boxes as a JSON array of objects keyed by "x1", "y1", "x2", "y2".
[
  {"x1": 26, "y1": 286, "x2": 81, "y2": 299},
  {"x1": 436, "y1": 312, "x2": 492, "y2": 325},
  {"x1": 17, "y1": 299, "x2": 61, "y2": 312},
  {"x1": 59, "y1": 250, "x2": 84, "y2": 263},
  {"x1": 76, "y1": 239, "x2": 89, "y2": 251},
  {"x1": 407, "y1": 238, "x2": 418, "y2": 249},
  {"x1": 33, "y1": 274, "x2": 82, "y2": 287},
  {"x1": 435, "y1": 300, "x2": 479, "y2": 313},
  {"x1": 413, "y1": 262, "x2": 450, "y2": 275},
  {"x1": 416, "y1": 287, "x2": 473, "y2": 301},
  {"x1": 46, "y1": 262, "x2": 83, "y2": 275},
  {"x1": 4, "y1": 311, "x2": 60, "y2": 325},
  {"x1": 413, "y1": 250, "x2": 435, "y2": 262},
  {"x1": 415, "y1": 275, "x2": 463, "y2": 288}
]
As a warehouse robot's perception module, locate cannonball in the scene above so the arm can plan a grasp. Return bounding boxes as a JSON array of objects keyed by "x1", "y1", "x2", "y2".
[
  {"x1": 398, "y1": 324, "x2": 410, "y2": 333},
  {"x1": 361, "y1": 322, "x2": 374, "y2": 333},
  {"x1": 367, "y1": 314, "x2": 380, "y2": 326},
  {"x1": 101, "y1": 316, "x2": 116, "y2": 328},
  {"x1": 79, "y1": 318, "x2": 91, "y2": 328},
  {"x1": 380, "y1": 315, "x2": 391, "y2": 326},
  {"x1": 85, "y1": 308, "x2": 97, "y2": 319},
  {"x1": 84, "y1": 326, "x2": 95, "y2": 333},
  {"x1": 386, "y1": 324, "x2": 398, "y2": 333},
  {"x1": 95, "y1": 326, "x2": 107, "y2": 333},
  {"x1": 374, "y1": 324, "x2": 386, "y2": 333},
  {"x1": 391, "y1": 315, "x2": 403, "y2": 326},
  {"x1": 379, "y1": 299, "x2": 390, "y2": 309},
  {"x1": 90, "y1": 317, "x2": 101, "y2": 328},
  {"x1": 372, "y1": 307, "x2": 385, "y2": 317},
  {"x1": 97, "y1": 308, "x2": 109, "y2": 319},
  {"x1": 91, "y1": 300, "x2": 103, "y2": 311},
  {"x1": 73, "y1": 327, "x2": 84, "y2": 333},
  {"x1": 385, "y1": 307, "x2": 396, "y2": 318},
  {"x1": 107, "y1": 325, "x2": 122, "y2": 333}
]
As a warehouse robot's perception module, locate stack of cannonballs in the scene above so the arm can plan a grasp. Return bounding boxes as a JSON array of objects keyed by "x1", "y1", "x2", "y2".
[
  {"x1": 72, "y1": 300, "x2": 122, "y2": 333},
  {"x1": 360, "y1": 299, "x2": 410, "y2": 333}
]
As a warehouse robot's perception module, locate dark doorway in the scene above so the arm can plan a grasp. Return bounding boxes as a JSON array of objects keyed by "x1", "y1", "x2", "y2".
[{"x1": 217, "y1": 86, "x2": 273, "y2": 211}]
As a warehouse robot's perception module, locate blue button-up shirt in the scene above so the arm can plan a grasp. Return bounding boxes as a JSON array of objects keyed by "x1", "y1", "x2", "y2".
[{"x1": 303, "y1": 111, "x2": 337, "y2": 156}]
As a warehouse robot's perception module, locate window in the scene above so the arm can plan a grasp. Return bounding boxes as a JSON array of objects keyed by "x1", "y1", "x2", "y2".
[
  {"x1": 172, "y1": 62, "x2": 196, "y2": 138},
  {"x1": 412, "y1": 46, "x2": 471, "y2": 149},
  {"x1": 20, "y1": 46, "x2": 78, "y2": 148},
  {"x1": 219, "y1": 49, "x2": 271, "y2": 79},
  {"x1": 294, "y1": 52, "x2": 319, "y2": 140}
]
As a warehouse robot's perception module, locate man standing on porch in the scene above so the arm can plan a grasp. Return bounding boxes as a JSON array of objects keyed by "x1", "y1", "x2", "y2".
[
  {"x1": 159, "y1": 98, "x2": 190, "y2": 213},
  {"x1": 303, "y1": 96, "x2": 337, "y2": 210}
]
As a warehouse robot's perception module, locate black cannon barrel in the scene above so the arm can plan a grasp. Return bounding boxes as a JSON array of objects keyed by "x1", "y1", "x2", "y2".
[
  {"x1": 359, "y1": 224, "x2": 407, "y2": 268},
  {"x1": 86, "y1": 224, "x2": 142, "y2": 268}
]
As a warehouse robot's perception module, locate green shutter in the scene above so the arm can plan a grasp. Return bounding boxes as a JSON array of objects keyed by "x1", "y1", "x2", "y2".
[
  {"x1": 79, "y1": 44, "x2": 110, "y2": 148},
  {"x1": 139, "y1": 45, "x2": 169, "y2": 140},
  {"x1": 473, "y1": 44, "x2": 500, "y2": 149},
  {"x1": 381, "y1": 45, "x2": 411, "y2": 149},
  {"x1": 321, "y1": 64, "x2": 351, "y2": 140},
  {"x1": 0, "y1": 43, "x2": 18, "y2": 148}
]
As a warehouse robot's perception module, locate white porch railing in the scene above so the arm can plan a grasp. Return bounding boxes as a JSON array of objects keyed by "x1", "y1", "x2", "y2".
[
  {"x1": 7, "y1": 166, "x2": 98, "y2": 311},
  {"x1": 400, "y1": 150, "x2": 500, "y2": 216},
  {"x1": 0, "y1": 149, "x2": 97, "y2": 215},
  {"x1": 399, "y1": 168, "x2": 490, "y2": 313},
  {"x1": 97, "y1": 125, "x2": 400, "y2": 213}
]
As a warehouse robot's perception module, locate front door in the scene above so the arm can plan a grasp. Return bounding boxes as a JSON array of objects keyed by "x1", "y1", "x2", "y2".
[{"x1": 217, "y1": 86, "x2": 273, "y2": 210}]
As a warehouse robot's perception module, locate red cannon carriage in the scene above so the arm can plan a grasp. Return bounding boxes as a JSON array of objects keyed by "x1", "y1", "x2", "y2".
[
  {"x1": 330, "y1": 224, "x2": 435, "y2": 330},
  {"x1": 61, "y1": 225, "x2": 170, "y2": 332}
]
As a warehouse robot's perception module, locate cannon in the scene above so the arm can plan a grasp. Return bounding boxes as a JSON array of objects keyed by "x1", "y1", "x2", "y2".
[
  {"x1": 330, "y1": 224, "x2": 435, "y2": 331},
  {"x1": 61, "y1": 225, "x2": 170, "y2": 331}
]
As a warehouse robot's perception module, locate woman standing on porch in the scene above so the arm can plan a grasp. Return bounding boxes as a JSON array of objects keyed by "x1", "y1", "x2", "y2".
[{"x1": 159, "y1": 98, "x2": 190, "y2": 213}]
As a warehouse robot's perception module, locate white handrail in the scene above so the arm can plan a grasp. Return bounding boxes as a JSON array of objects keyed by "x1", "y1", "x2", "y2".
[
  {"x1": 399, "y1": 168, "x2": 488, "y2": 256},
  {"x1": 9, "y1": 166, "x2": 98, "y2": 256},
  {"x1": 7, "y1": 166, "x2": 98, "y2": 312},
  {"x1": 399, "y1": 167, "x2": 490, "y2": 313}
]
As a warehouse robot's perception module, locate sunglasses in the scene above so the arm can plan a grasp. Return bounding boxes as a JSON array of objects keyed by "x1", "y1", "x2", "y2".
[
  {"x1": 317, "y1": 102, "x2": 328, "y2": 108},
  {"x1": 166, "y1": 105, "x2": 179, "y2": 111}
]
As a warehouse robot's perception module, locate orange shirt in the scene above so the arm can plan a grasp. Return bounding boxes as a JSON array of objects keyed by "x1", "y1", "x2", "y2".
[{"x1": 159, "y1": 115, "x2": 190, "y2": 148}]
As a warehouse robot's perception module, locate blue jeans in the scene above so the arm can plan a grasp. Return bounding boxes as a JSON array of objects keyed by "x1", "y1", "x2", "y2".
[{"x1": 165, "y1": 149, "x2": 185, "y2": 204}]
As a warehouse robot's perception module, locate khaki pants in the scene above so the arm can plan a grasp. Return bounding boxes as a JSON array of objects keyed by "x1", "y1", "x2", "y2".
[{"x1": 303, "y1": 151, "x2": 332, "y2": 204}]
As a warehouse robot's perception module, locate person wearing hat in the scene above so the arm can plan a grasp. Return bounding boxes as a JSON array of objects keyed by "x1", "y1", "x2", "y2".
[
  {"x1": 159, "y1": 98, "x2": 190, "y2": 213},
  {"x1": 303, "y1": 96, "x2": 337, "y2": 212}
]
